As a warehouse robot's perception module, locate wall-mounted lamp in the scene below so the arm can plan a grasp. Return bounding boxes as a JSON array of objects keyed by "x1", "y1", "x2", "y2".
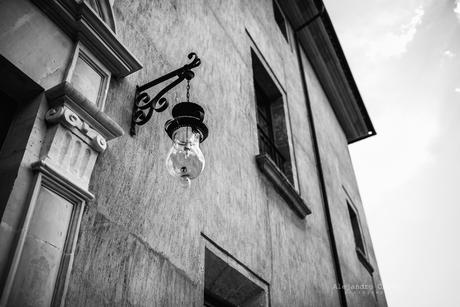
[{"x1": 131, "y1": 53, "x2": 208, "y2": 188}]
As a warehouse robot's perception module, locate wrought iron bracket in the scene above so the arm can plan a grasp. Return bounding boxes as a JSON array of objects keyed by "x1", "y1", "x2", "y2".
[{"x1": 130, "y1": 52, "x2": 201, "y2": 136}]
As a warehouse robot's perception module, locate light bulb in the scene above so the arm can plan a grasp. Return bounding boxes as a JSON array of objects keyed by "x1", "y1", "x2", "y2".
[
  {"x1": 179, "y1": 176, "x2": 191, "y2": 188},
  {"x1": 166, "y1": 126, "x2": 205, "y2": 187}
]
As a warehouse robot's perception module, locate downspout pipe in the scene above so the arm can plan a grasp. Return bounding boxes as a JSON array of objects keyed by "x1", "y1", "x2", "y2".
[
  {"x1": 294, "y1": 4, "x2": 325, "y2": 32},
  {"x1": 294, "y1": 4, "x2": 348, "y2": 307}
]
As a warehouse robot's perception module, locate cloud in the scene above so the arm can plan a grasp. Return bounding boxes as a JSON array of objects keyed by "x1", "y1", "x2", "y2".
[
  {"x1": 367, "y1": 6, "x2": 425, "y2": 59},
  {"x1": 455, "y1": 0, "x2": 460, "y2": 22},
  {"x1": 444, "y1": 50, "x2": 455, "y2": 58}
]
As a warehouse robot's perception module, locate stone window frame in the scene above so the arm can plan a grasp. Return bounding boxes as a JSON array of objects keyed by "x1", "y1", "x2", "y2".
[
  {"x1": 64, "y1": 43, "x2": 111, "y2": 111},
  {"x1": 247, "y1": 33, "x2": 310, "y2": 218},
  {"x1": 345, "y1": 195, "x2": 374, "y2": 274},
  {"x1": 272, "y1": 0, "x2": 294, "y2": 51},
  {"x1": 1, "y1": 164, "x2": 88, "y2": 306},
  {"x1": 253, "y1": 54, "x2": 292, "y2": 183},
  {"x1": 202, "y1": 234, "x2": 269, "y2": 307},
  {"x1": 273, "y1": 0, "x2": 288, "y2": 42}
]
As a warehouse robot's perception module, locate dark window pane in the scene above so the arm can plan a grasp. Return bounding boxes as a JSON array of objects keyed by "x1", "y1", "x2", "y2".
[
  {"x1": 348, "y1": 203, "x2": 366, "y2": 253},
  {"x1": 204, "y1": 290, "x2": 236, "y2": 307},
  {"x1": 0, "y1": 90, "x2": 17, "y2": 151}
]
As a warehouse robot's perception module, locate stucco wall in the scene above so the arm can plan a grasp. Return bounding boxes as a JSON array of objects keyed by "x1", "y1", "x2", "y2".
[{"x1": 64, "y1": 0, "x2": 383, "y2": 306}]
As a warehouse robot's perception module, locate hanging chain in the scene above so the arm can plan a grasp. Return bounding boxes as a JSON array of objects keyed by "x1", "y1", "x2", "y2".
[{"x1": 186, "y1": 79, "x2": 190, "y2": 103}]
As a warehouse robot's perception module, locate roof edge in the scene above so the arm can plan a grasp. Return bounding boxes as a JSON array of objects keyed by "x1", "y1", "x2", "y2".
[
  {"x1": 318, "y1": 8, "x2": 376, "y2": 142},
  {"x1": 280, "y1": 0, "x2": 376, "y2": 144}
]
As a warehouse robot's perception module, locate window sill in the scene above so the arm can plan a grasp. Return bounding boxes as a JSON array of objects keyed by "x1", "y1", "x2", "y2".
[
  {"x1": 356, "y1": 248, "x2": 374, "y2": 274},
  {"x1": 256, "y1": 153, "x2": 311, "y2": 218}
]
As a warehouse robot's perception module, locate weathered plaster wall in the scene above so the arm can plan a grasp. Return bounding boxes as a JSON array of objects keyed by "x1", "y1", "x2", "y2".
[
  {"x1": 64, "y1": 0, "x2": 359, "y2": 306},
  {"x1": 0, "y1": 0, "x2": 384, "y2": 306}
]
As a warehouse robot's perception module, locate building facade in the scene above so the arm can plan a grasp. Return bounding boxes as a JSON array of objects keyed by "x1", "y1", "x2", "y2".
[{"x1": 0, "y1": 0, "x2": 386, "y2": 306}]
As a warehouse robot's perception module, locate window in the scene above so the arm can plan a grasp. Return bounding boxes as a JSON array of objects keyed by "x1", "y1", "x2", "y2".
[
  {"x1": 250, "y1": 46, "x2": 310, "y2": 218},
  {"x1": 5, "y1": 175, "x2": 85, "y2": 306},
  {"x1": 65, "y1": 44, "x2": 111, "y2": 110},
  {"x1": 347, "y1": 201, "x2": 374, "y2": 273},
  {"x1": 204, "y1": 290, "x2": 236, "y2": 307},
  {"x1": 347, "y1": 202, "x2": 366, "y2": 254},
  {"x1": 203, "y1": 242, "x2": 268, "y2": 307},
  {"x1": 252, "y1": 50, "x2": 293, "y2": 183},
  {"x1": 255, "y1": 82, "x2": 288, "y2": 176},
  {"x1": 273, "y1": 0, "x2": 288, "y2": 42}
]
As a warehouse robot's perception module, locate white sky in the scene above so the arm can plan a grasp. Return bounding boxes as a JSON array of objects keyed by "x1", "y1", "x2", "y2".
[{"x1": 323, "y1": 0, "x2": 460, "y2": 306}]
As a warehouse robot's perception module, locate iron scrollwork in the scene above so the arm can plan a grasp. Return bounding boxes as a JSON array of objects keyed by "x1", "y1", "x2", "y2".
[{"x1": 130, "y1": 53, "x2": 201, "y2": 136}]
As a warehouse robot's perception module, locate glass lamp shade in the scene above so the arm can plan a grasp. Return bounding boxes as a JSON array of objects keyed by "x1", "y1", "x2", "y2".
[{"x1": 165, "y1": 126, "x2": 205, "y2": 188}]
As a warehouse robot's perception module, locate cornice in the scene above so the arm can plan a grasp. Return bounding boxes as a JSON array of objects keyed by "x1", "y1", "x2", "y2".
[
  {"x1": 31, "y1": 160, "x2": 95, "y2": 200},
  {"x1": 45, "y1": 82, "x2": 124, "y2": 140},
  {"x1": 278, "y1": 0, "x2": 376, "y2": 143},
  {"x1": 32, "y1": 0, "x2": 142, "y2": 77},
  {"x1": 45, "y1": 105, "x2": 107, "y2": 152}
]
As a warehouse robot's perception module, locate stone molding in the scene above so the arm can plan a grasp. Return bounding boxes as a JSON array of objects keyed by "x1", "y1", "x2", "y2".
[
  {"x1": 45, "y1": 105, "x2": 107, "y2": 153},
  {"x1": 38, "y1": 122, "x2": 99, "y2": 192},
  {"x1": 45, "y1": 81, "x2": 123, "y2": 140},
  {"x1": 0, "y1": 162, "x2": 88, "y2": 307},
  {"x1": 32, "y1": 0, "x2": 142, "y2": 77},
  {"x1": 32, "y1": 160, "x2": 94, "y2": 200},
  {"x1": 203, "y1": 234, "x2": 269, "y2": 306},
  {"x1": 256, "y1": 153, "x2": 311, "y2": 218},
  {"x1": 40, "y1": 82, "x2": 124, "y2": 193}
]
